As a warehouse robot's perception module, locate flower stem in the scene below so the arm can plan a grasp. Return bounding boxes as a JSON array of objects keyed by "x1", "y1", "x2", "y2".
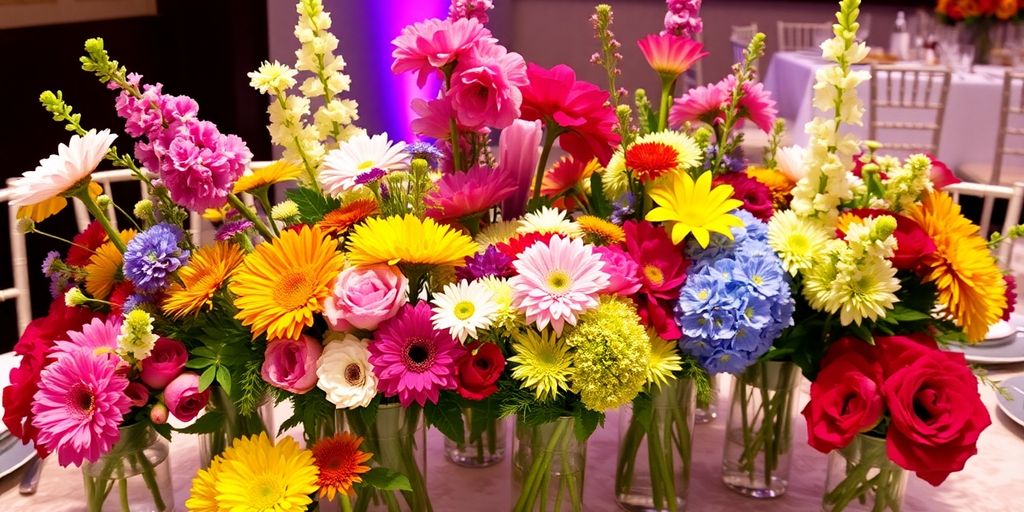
[
  {"x1": 74, "y1": 185, "x2": 126, "y2": 253},
  {"x1": 254, "y1": 189, "x2": 282, "y2": 237},
  {"x1": 227, "y1": 193, "x2": 276, "y2": 241},
  {"x1": 531, "y1": 125, "x2": 561, "y2": 202},
  {"x1": 657, "y1": 77, "x2": 676, "y2": 132}
]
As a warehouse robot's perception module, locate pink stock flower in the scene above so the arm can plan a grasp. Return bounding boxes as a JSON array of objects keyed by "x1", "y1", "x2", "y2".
[
  {"x1": 426, "y1": 165, "x2": 517, "y2": 222},
  {"x1": 509, "y1": 235, "x2": 610, "y2": 334},
  {"x1": 449, "y1": 43, "x2": 528, "y2": 130},
  {"x1": 323, "y1": 264, "x2": 410, "y2": 332},
  {"x1": 391, "y1": 17, "x2": 496, "y2": 87},
  {"x1": 498, "y1": 119, "x2": 543, "y2": 218},
  {"x1": 520, "y1": 63, "x2": 621, "y2": 166},
  {"x1": 115, "y1": 83, "x2": 166, "y2": 138},
  {"x1": 139, "y1": 337, "x2": 188, "y2": 390},
  {"x1": 593, "y1": 246, "x2": 643, "y2": 296},
  {"x1": 162, "y1": 372, "x2": 210, "y2": 422},
  {"x1": 663, "y1": 0, "x2": 703, "y2": 37},
  {"x1": 449, "y1": 0, "x2": 494, "y2": 24},
  {"x1": 637, "y1": 33, "x2": 708, "y2": 79},
  {"x1": 669, "y1": 81, "x2": 729, "y2": 128},
  {"x1": 261, "y1": 335, "x2": 322, "y2": 394},
  {"x1": 31, "y1": 349, "x2": 132, "y2": 466},
  {"x1": 368, "y1": 303, "x2": 466, "y2": 407}
]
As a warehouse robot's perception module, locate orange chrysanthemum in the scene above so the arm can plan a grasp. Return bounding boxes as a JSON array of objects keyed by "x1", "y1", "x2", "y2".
[
  {"x1": 576, "y1": 215, "x2": 626, "y2": 245},
  {"x1": 311, "y1": 433, "x2": 373, "y2": 500},
  {"x1": 318, "y1": 198, "x2": 378, "y2": 236},
  {"x1": 907, "y1": 191, "x2": 1007, "y2": 342},
  {"x1": 746, "y1": 166, "x2": 795, "y2": 209}
]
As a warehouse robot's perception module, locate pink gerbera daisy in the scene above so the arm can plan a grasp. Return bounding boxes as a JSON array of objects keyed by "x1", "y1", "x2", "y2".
[
  {"x1": 669, "y1": 80, "x2": 729, "y2": 129},
  {"x1": 509, "y1": 235, "x2": 610, "y2": 334},
  {"x1": 426, "y1": 165, "x2": 517, "y2": 222},
  {"x1": 637, "y1": 33, "x2": 708, "y2": 79},
  {"x1": 51, "y1": 317, "x2": 120, "y2": 359},
  {"x1": 737, "y1": 80, "x2": 778, "y2": 134},
  {"x1": 31, "y1": 349, "x2": 132, "y2": 466},
  {"x1": 368, "y1": 303, "x2": 466, "y2": 407},
  {"x1": 391, "y1": 17, "x2": 496, "y2": 87}
]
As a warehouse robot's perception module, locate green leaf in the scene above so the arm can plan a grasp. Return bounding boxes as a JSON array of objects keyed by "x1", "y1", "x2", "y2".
[
  {"x1": 185, "y1": 358, "x2": 214, "y2": 370},
  {"x1": 177, "y1": 411, "x2": 225, "y2": 434},
  {"x1": 361, "y1": 467, "x2": 412, "y2": 492},
  {"x1": 885, "y1": 305, "x2": 933, "y2": 323},
  {"x1": 468, "y1": 397, "x2": 498, "y2": 440},
  {"x1": 573, "y1": 407, "x2": 603, "y2": 442},
  {"x1": 192, "y1": 346, "x2": 217, "y2": 359},
  {"x1": 286, "y1": 186, "x2": 340, "y2": 223},
  {"x1": 848, "y1": 323, "x2": 875, "y2": 345},
  {"x1": 216, "y1": 366, "x2": 232, "y2": 396},
  {"x1": 588, "y1": 173, "x2": 611, "y2": 219},
  {"x1": 152, "y1": 422, "x2": 173, "y2": 441},
  {"x1": 198, "y1": 366, "x2": 217, "y2": 392},
  {"x1": 425, "y1": 394, "x2": 465, "y2": 445},
  {"x1": 631, "y1": 394, "x2": 653, "y2": 430}
]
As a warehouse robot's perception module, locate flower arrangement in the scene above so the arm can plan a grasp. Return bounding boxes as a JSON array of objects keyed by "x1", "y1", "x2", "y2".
[{"x1": 936, "y1": 0, "x2": 1022, "y2": 23}]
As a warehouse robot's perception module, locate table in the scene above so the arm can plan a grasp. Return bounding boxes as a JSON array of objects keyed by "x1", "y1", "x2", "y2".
[
  {"x1": 2, "y1": 367, "x2": 1022, "y2": 512},
  {"x1": 763, "y1": 51, "x2": 1021, "y2": 171}
]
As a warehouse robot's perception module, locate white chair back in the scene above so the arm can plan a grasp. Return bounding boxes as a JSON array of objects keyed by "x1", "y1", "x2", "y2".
[
  {"x1": 0, "y1": 188, "x2": 33, "y2": 335},
  {"x1": 944, "y1": 181, "x2": 1024, "y2": 266},
  {"x1": 990, "y1": 72, "x2": 1024, "y2": 185},
  {"x1": 776, "y1": 21, "x2": 831, "y2": 52},
  {"x1": 72, "y1": 169, "x2": 149, "y2": 232},
  {"x1": 868, "y1": 64, "x2": 952, "y2": 158}
]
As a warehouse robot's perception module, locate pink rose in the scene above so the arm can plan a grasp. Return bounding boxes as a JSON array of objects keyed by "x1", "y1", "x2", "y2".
[
  {"x1": 323, "y1": 265, "x2": 410, "y2": 331},
  {"x1": 163, "y1": 372, "x2": 210, "y2": 422},
  {"x1": 448, "y1": 43, "x2": 528, "y2": 130},
  {"x1": 124, "y1": 382, "x2": 150, "y2": 408},
  {"x1": 261, "y1": 335, "x2": 322, "y2": 394},
  {"x1": 140, "y1": 337, "x2": 188, "y2": 389},
  {"x1": 594, "y1": 246, "x2": 642, "y2": 296}
]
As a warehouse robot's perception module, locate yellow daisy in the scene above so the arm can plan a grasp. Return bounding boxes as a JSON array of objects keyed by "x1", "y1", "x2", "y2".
[
  {"x1": 232, "y1": 225, "x2": 344, "y2": 340},
  {"x1": 767, "y1": 210, "x2": 833, "y2": 275},
  {"x1": 185, "y1": 455, "x2": 223, "y2": 512},
  {"x1": 213, "y1": 433, "x2": 319, "y2": 512},
  {"x1": 576, "y1": 215, "x2": 626, "y2": 245},
  {"x1": 84, "y1": 229, "x2": 136, "y2": 300},
  {"x1": 645, "y1": 171, "x2": 744, "y2": 248},
  {"x1": 508, "y1": 328, "x2": 574, "y2": 401},
  {"x1": 163, "y1": 242, "x2": 245, "y2": 318},
  {"x1": 232, "y1": 160, "x2": 304, "y2": 194},
  {"x1": 646, "y1": 331, "x2": 683, "y2": 388},
  {"x1": 907, "y1": 191, "x2": 1007, "y2": 342},
  {"x1": 17, "y1": 182, "x2": 102, "y2": 222},
  {"x1": 346, "y1": 214, "x2": 478, "y2": 268}
]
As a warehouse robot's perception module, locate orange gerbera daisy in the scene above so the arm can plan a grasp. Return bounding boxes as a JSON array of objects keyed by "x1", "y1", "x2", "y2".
[
  {"x1": 318, "y1": 198, "x2": 378, "y2": 236},
  {"x1": 84, "y1": 229, "x2": 136, "y2": 300},
  {"x1": 163, "y1": 242, "x2": 245, "y2": 318},
  {"x1": 311, "y1": 433, "x2": 373, "y2": 500},
  {"x1": 907, "y1": 191, "x2": 1007, "y2": 342},
  {"x1": 576, "y1": 215, "x2": 626, "y2": 245}
]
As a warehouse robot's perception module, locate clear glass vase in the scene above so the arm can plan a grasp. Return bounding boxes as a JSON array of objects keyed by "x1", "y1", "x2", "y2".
[
  {"x1": 721, "y1": 360, "x2": 800, "y2": 498},
  {"x1": 511, "y1": 416, "x2": 586, "y2": 512},
  {"x1": 444, "y1": 403, "x2": 506, "y2": 467},
  {"x1": 82, "y1": 423, "x2": 174, "y2": 512},
  {"x1": 822, "y1": 434, "x2": 908, "y2": 512},
  {"x1": 340, "y1": 403, "x2": 431, "y2": 512},
  {"x1": 694, "y1": 375, "x2": 718, "y2": 424},
  {"x1": 616, "y1": 378, "x2": 696, "y2": 512},
  {"x1": 198, "y1": 386, "x2": 274, "y2": 467}
]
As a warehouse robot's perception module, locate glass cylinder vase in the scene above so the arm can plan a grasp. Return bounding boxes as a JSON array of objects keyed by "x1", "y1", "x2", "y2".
[
  {"x1": 340, "y1": 403, "x2": 431, "y2": 512},
  {"x1": 616, "y1": 378, "x2": 696, "y2": 512},
  {"x1": 511, "y1": 416, "x2": 587, "y2": 512},
  {"x1": 721, "y1": 360, "x2": 800, "y2": 498},
  {"x1": 822, "y1": 434, "x2": 908, "y2": 512},
  {"x1": 198, "y1": 386, "x2": 274, "y2": 467},
  {"x1": 694, "y1": 375, "x2": 718, "y2": 424},
  {"x1": 82, "y1": 423, "x2": 174, "y2": 512},
  {"x1": 444, "y1": 403, "x2": 506, "y2": 467}
]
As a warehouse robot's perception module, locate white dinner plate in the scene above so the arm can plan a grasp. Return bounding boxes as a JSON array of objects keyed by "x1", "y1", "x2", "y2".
[
  {"x1": 948, "y1": 332, "x2": 1024, "y2": 364},
  {"x1": 0, "y1": 352, "x2": 23, "y2": 436},
  {"x1": 983, "y1": 320, "x2": 1016, "y2": 344},
  {"x1": 995, "y1": 375, "x2": 1024, "y2": 429},
  {"x1": 0, "y1": 436, "x2": 35, "y2": 480}
]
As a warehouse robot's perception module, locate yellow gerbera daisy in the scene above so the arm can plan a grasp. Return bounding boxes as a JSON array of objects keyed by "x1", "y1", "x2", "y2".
[
  {"x1": 645, "y1": 171, "x2": 744, "y2": 248},
  {"x1": 163, "y1": 242, "x2": 245, "y2": 318},
  {"x1": 767, "y1": 210, "x2": 833, "y2": 275},
  {"x1": 576, "y1": 215, "x2": 626, "y2": 245},
  {"x1": 17, "y1": 182, "x2": 102, "y2": 222},
  {"x1": 646, "y1": 331, "x2": 683, "y2": 388},
  {"x1": 213, "y1": 433, "x2": 319, "y2": 512},
  {"x1": 233, "y1": 159, "x2": 303, "y2": 194},
  {"x1": 603, "y1": 131, "x2": 701, "y2": 197},
  {"x1": 185, "y1": 454, "x2": 223, "y2": 512},
  {"x1": 232, "y1": 225, "x2": 344, "y2": 340},
  {"x1": 907, "y1": 191, "x2": 1007, "y2": 342},
  {"x1": 84, "y1": 229, "x2": 136, "y2": 300},
  {"x1": 346, "y1": 214, "x2": 478, "y2": 268},
  {"x1": 508, "y1": 328, "x2": 573, "y2": 401}
]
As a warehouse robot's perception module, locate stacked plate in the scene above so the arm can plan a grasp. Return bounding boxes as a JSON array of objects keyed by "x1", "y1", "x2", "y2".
[
  {"x1": 0, "y1": 352, "x2": 37, "y2": 479},
  {"x1": 948, "y1": 320, "x2": 1024, "y2": 365}
]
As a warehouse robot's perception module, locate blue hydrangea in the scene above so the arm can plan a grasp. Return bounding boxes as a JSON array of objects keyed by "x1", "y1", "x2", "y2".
[
  {"x1": 610, "y1": 192, "x2": 636, "y2": 225},
  {"x1": 677, "y1": 215, "x2": 794, "y2": 375},
  {"x1": 123, "y1": 223, "x2": 190, "y2": 294}
]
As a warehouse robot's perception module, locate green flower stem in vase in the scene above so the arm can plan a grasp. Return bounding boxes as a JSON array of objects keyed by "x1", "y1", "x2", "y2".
[
  {"x1": 822, "y1": 434, "x2": 908, "y2": 512},
  {"x1": 444, "y1": 403, "x2": 506, "y2": 467},
  {"x1": 616, "y1": 378, "x2": 696, "y2": 512},
  {"x1": 721, "y1": 361, "x2": 800, "y2": 498},
  {"x1": 82, "y1": 422, "x2": 174, "y2": 512},
  {"x1": 695, "y1": 375, "x2": 719, "y2": 424},
  {"x1": 342, "y1": 404, "x2": 432, "y2": 512},
  {"x1": 198, "y1": 386, "x2": 274, "y2": 467},
  {"x1": 511, "y1": 416, "x2": 586, "y2": 512}
]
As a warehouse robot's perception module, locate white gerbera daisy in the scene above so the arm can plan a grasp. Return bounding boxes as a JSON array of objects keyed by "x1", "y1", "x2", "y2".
[
  {"x1": 517, "y1": 206, "x2": 580, "y2": 237},
  {"x1": 318, "y1": 132, "x2": 409, "y2": 197},
  {"x1": 316, "y1": 334, "x2": 378, "y2": 409},
  {"x1": 10, "y1": 129, "x2": 117, "y2": 207},
  {"x1": 431, "y1": 280, "x2": 499, "y2": 343}
]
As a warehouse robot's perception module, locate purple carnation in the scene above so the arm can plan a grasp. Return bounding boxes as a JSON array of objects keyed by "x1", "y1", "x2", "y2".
[
  {"x1": 41, "y1": 251, "x2": 61, "y2": 278},
  {"x1": 49, "y1": 274, "x2": 70, "y2": 299},
  {"x1": 457, "y1": 245, "x2": 513, "y2": 280},
  {"x1": 123, "y1": 223, "x2": 190, "y2": 294},
  {"x1": 215, "y1": 220, "x2": 254, "y2": 241},
  {"x1": 355, "y1": 168, "x2": 387, "y2": 185},
  {"x1": 122, "y1": 294, "x2": 149, "y2": 313}
]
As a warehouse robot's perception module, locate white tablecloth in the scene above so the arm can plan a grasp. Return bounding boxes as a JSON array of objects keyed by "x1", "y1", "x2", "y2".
[{"x1": 764, "y1": 51, "x2": 1019, "y2": 171}]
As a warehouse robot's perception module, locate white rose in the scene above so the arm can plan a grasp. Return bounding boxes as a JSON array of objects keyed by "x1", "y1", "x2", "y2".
[{"x1": 316, "y1": 334, "x2": 378, "y2": 409}]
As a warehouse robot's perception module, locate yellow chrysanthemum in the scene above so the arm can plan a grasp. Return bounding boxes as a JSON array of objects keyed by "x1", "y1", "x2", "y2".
[
  {"x1": 17, "y1": 182, "x2": 102, "y2": 222},
  {"x1": 475, "y1": 220, "x2": 519, "y2": 247},
  {"x1": 767, "y1": 210, "x2": 833, "y2": 275},
  {"x1": 84, "y1": 229, "x2": 136, "y2": 300},
  {"x1": 746, "y1": 166, "x2": 794, "y2": 209},
  {"x1": 346, "y1": 214, "x2": 478, "y2": 268},
  {"x1": 647, "y1": 331, "x2": 683, "y2": 388},
  {"x1": 213, "y1": 433, "x2": 319, "y2": 512},
  {"x1": 602, "y1": 149, "x2": 629, "y2": 200},
  {"x1": 163, "y1": 242, "x2": 245, "y2": 318},
  {"x1": 576, "y1": 215, "x2": 625, "y2": 245},
  {"x1": 479, "y1": 276, "x2": 522, "y2": 332},
  {"x1": 603, "y1": 131, "x2": 701, "y2": 198},
  {"x1": 233, "y1": 160, "x2": 304, "y2": 194},
  {"x1": 185, "y1": 454, "x2": 223, "y2": 512},
  {"x1": 907, "y1": 191, "x2": 1007, "y2": 342},
  {"x1": 646, "y1": 171, "x2": 744, "y2": 248},
  {"x1": 508, "y1": 328, "x2": 574, "y2": 401},
  {"x1": 232, "y1": 225, "x2": 344, "y2": 339}
]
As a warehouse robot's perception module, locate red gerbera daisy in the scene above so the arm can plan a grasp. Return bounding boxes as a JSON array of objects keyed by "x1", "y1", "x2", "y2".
[
  {"x1": 496, "y1": 232, "x2": 555, "y2": 260},
  {"x1": 625, "y1": 142, "x2": 680, "y2": 181},
  {"x1": 311, "y1": 432, "x2": 374, "y2": 500}
]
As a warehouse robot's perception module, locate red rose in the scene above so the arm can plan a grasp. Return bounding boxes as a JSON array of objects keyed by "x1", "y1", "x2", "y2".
[
  {"x1": 803, "y1": 337, "x2": 885, "y2": 453},
  {"x1": 845, "y1": 209, "x2": 936, "y2": 270},
  {"x1": 882, "y1": 349, "x2": 991, "y2": 486},
  {"x1": 714, "y1": 172, "x2": 774, "y2": 221},
  {"x1": 925, "y1": 154, "x2": 960, "y2": 190},
  {"x1": 875, "y1": 333, "x2": 938, "y2": 379},
  {"x1": 163, "y1": 373, "x2": 211, "y2": 422},
  {"x1": 455, "y1": 342, "x2": 506, "y2": 400}
]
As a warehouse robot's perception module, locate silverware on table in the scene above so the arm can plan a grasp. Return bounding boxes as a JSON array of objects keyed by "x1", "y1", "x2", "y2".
[{"x1": 18, "y1": 456, "x2": 43, "y2": 495}]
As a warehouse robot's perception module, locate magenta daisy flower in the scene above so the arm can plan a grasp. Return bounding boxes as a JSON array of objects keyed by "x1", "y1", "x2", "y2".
[
  {"x1": 51, "y1": 317, "x2": 120, "y2": 359},
  {"x1": 669, "y1": 80, "x2": 729, "y2": 128},
  {"x1": 509, "y1": 235, "x2": 610, "y2": 334},
  {"x1": 425, "y1": 165, "x2": 517, "y2": 222},
  {"x1": 737, "y1": 80, "x2": 778, "y2": 134},
  {"x1": 368, "y1": 303, "x2": 466, "y2": 406},
  {"x1": 31, "y1": 349, "x2": 132, "y2": 466}
]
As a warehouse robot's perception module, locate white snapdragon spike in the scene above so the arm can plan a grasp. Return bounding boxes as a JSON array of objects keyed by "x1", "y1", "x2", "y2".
[
  {"x1": 431, "y1": 279, "x2": 500, "y2": 343},
  {"x1": 10, "y1": 129, "x2": 116, "y2": 207},
  {"x1": 316, "y1": 334, "x2": 378, "y2": 409},
  {"x1": 884, "y1": 154, "x2": 934, "y2": 211},
  {"x1": 318, "y1": 132, "x2": 409, "y2": 197}
]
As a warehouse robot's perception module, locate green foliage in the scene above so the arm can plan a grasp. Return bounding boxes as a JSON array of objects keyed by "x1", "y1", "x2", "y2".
[
  {"x1": 495, "y1": 380, "x2": 569, "y2": 426},
  {"x1": 280, "y1": 388, "x2": 336, "y2": 444},
  {"x1": 360, "y1": 468, "x2": 413, "y2": 492},
  {"x1": 466, "y1": 396, "x2": 499, "y2": 441},
  {"x1": 678, "y1": 356, "x2": 713, "y2": 406},
  {"x1": 572, "y1": 405, "x2": 603, "y2": 442},
  {"x1": 177, "y1": 411, "x2": 226, "y2": 434},
  {"x1": 237, "y1": 359, "x2": 269, "y2": 417},
  {"x1": 634, "y1": 88, "x2": 657, "y2": 136},
  {"x1": 424, "y1": 393, "x2": 465, "y2": 445},
  {"x1": 286, "y1": 186, "x2": 340, "y2": 224},
  {"x1": 588, "y1": 173, "x2": 612, "y2": 219}
]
